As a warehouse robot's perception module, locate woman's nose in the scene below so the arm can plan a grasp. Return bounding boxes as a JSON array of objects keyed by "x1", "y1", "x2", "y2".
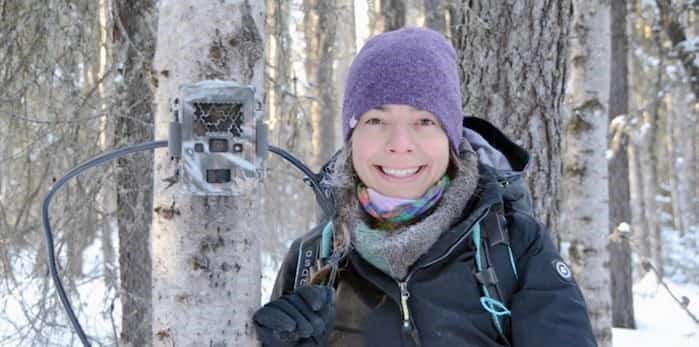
[{"x1": 386, "y1": 125, "x2": 415, "y2": 153}]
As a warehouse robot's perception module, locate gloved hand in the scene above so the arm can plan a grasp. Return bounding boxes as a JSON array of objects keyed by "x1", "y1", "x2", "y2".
[{"x1": 253, "y1": 285, "x2": 336, "y2": 347}]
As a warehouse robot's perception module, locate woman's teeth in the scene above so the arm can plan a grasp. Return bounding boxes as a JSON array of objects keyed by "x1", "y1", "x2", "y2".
[{"x1": 381, "y1": 166, "x2": 420, "y2": 177}]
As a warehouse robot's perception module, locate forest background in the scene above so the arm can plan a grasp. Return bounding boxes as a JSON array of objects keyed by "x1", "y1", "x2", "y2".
[{"x1": 0, "y1": 0, "x2": 697, "y2": 346}]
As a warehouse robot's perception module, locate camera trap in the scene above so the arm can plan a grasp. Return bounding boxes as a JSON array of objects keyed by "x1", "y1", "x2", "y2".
[{"x1": 171, "y1": 80, "x2": 267, "y2": 196}]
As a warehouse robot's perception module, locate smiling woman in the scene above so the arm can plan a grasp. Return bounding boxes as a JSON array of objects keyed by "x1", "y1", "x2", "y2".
[{"x1": 253, "y1": 27, "x2": 597, "y2": 347}]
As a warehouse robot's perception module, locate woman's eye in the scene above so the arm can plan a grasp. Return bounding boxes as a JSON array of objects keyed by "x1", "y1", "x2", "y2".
[
  {"x1": 418, "y1": 118, "x2": 436, "y2": 126},
  {"x1": 365, "y1": 118, "x2": 383, "y2": 125}
]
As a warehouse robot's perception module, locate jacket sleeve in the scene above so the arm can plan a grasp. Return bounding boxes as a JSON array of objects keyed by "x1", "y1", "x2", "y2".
[{"x1": 508, "y1": 213, "x2": 598, "y2": 347}]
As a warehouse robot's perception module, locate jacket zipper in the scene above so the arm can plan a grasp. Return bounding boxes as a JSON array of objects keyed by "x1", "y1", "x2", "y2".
[
  {"x1": 397, "y1": 278, "x2": 421, "y2": 346},
  {"x1": 398, "y1": 281, "x2": 412, "y2": 331},
  {"x1": 393, "y1": 207, "x2": 491, "y2": 346}
]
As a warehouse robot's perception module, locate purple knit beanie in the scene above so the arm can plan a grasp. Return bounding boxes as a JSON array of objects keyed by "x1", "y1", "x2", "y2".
[{"x1": 342, "y1": 27, "x2": 463, "y2": 151}]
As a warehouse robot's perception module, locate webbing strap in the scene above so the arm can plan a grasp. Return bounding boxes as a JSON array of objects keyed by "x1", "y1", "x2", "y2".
[{"x1": 472, "y1": 212, "x2": 513, "y2": 346}]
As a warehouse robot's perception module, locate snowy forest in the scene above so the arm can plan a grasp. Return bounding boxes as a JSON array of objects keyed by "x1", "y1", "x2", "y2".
[{"x1": 0, "y1": 0, "x2": 698, "y2": 346}]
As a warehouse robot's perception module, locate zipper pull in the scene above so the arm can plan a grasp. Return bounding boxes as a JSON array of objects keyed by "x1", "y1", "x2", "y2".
[
  {"x1": 398, "y1": 281, "x2": 411, "y2": 332},
  {"x1": 398, "y1": 280, "x2": 422, "y2": 346}
]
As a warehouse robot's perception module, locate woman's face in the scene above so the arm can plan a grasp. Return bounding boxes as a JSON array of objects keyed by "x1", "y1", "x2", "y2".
[{"x1": 351, "y1": 104, "x2": 450, "y2": 199}]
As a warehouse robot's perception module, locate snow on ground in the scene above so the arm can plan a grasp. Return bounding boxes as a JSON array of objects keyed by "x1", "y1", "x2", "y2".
[
  {"x1": 4, "y1": 234, "x2": 698, "y2": 346},
  {"x1": 613, "y1": 274, "x2": 699, "y2": 347}
]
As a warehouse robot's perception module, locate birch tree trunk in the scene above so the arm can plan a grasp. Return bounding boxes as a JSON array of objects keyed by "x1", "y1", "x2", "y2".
[
  {"x1": 112, "y1": 1, "x2": 157, "y2": 344},
  {"x1": 564, "y1": 1, "x2": 612, "y2": 345},
  {"x1": 665, "y1": 81, "x2": 696, "y2": 236},
  {"x1": 628, "y1": 1, "x2": 655, "y2": 270},
  {"x1": 150, "y1": 1, "x2": 264, "y2": 346},
  {"x1": 449, "y1": 0, "x2": 571, "y2": 242},
  {"x1": 628, "y1": 141, "x2": 649, "y2": 263},
  {"x1": 608, "y1": 0, "x2": 635, "y2": 329}
]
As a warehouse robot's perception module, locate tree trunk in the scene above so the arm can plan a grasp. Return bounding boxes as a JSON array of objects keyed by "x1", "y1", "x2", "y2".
[
  {"x1": 335, "y1": 0, "x2": 356, "y2": 144},
  {"x1": 112, "y1": 0, "x2": 156, "y2": 345},
  {"x1": 404, "y1": 0, "x2": 424, "y2": 27},
  {"x1": 628, "y1": 140, "x2": 649, "y2": 258},
  {"x1": 369, "y1": 0, "x2": 406, "y2": 34},
  {"x1": 449, "y1": 0, "x2": 571, "y2": 244},
  {"x1": 150, "y1": 1, "x2": 264, "y2": 346},
  {"x1": 608, "y1": 0, "x2": 635, "y2": 330},
  {"x1": 564, "y1": 1, "x2": 612, "y2": 346},
  {"x1": 628, "y1": 0, "x2": 654, "y2": 270},
  {"x1": 304, "y1": 0, "x2": 338, "y2": 169},
  {"x1": 665, "y1": 80, "x2": 696, "y2": 236},
  {"x1": 424, "y1": 0, "x2": 447, "y2": 34},
  {"x1": 382, "y1": 0, "x2": 406, "y2": 30},
  {"x1": 655, "y1": 0, "x2": 699, "y2": 100},
  {"x1": 641, "y1": 31, "x2": 664, "y2": 278}
]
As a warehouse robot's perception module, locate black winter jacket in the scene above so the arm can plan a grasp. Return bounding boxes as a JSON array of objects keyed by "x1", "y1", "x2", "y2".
[{"x1": 271, "y1": 118, "x2": 598, "y2": 347}]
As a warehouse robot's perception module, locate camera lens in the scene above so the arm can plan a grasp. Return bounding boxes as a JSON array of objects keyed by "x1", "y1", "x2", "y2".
[{"x1": 210, "y1": 138, "x2": 228, "y2": 152}]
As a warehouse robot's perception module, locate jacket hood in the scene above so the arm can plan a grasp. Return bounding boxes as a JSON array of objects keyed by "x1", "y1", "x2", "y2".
[{"x1": 462, "y1": 116, "x2": 530, "y2": 178}]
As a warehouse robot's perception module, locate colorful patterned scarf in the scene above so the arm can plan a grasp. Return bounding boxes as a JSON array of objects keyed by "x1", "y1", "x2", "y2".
[{"x1": 357, "y1": 175, "x2": 450, "y2": 230}]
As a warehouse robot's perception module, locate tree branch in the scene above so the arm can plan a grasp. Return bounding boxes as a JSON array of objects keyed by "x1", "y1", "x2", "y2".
[{"x1": 641, "y1": 258, "x2": 699, "y2": 325}]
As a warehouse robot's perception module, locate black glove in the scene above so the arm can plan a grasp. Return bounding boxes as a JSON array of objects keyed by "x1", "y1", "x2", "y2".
[{"x1": 253, "y1": 285, "x2": 336, "y2": 347}]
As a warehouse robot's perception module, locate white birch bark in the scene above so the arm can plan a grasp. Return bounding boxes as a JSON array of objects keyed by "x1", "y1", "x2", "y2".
[
  {"x1": 564, "y1": 1, "x2": 612, "y2": 346},
  {"x1": 150, "y1": 1, "x2": 265, "y2": 346},
  {"x1": 666, "y1": 84, "x2": 697, "y2": 235}
]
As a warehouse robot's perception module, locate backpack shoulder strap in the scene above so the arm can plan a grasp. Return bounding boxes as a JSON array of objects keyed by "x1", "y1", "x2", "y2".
[{"x1": 471, "y1": 205, "x2": 517, "y2": 346}]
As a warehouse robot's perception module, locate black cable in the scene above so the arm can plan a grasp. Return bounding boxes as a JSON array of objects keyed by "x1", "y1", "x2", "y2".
[
  {"x1": 42, "y1": 140, "x2": 168, "y2": 347},
  {"x1": 268, "y1": 145, "x2": 334, "y2": 217},
  {"x1": 43, "y1": 141, "x2": 331, "y2": 346}
]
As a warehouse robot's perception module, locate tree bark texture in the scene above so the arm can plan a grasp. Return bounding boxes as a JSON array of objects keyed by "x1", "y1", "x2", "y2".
[
  {"x1": 335, "y1": 0, "x2": 357, "y2": 145},
  {"x1": 450, "y1": 0, "x2": 571, "y2": 243},
  {"x1": 369, "y1": 0, "x2": 406, "y2": 34},
  {"x1": 303, "y1": 0, "x2": 338, "y2": 169},
  {"x1": 608, "y1": 0, "x2": 635, "y2": 329},
  {"x1": 424, "y1": 0, "x2": 447, "y2": 34},
  {"x1": 565, "y1": 1, "x2": 612, "y2": 346},
  {"x1": 628, "y1": 2, "x2": 660, "y2": 275},
  {"x1": 150, "y1": 1, "x2": 264, "y2": 346},
  {"x1": 655, "y1": 0, "x2": 699, "y2": 100},
  {"x1": 112, "y1": 0, "x2": 156, "y2": 345},
  {"x1": 665, "y1": 81, "x2": 697, "y2": 236},
  {"x1": 642, "y1": 31, "x2": 665, "y2": 278}
]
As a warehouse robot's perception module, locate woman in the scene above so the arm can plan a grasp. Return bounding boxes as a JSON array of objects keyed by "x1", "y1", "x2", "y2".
[{"x1": 253, "y1": 27, "x2": 597, "y2": 347}]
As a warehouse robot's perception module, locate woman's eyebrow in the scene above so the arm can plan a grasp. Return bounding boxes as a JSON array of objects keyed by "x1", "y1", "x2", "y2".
[{"x1": 372, "y1": 106, "x2": 386, "y2": 111}]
